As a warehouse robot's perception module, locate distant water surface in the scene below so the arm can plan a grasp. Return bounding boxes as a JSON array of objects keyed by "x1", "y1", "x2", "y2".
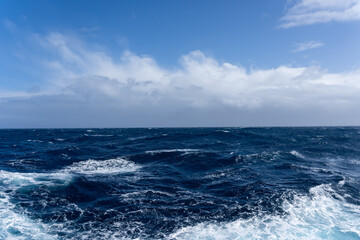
[{"x1": 0, "y1": 127, "x2": 360, "y2": 239}]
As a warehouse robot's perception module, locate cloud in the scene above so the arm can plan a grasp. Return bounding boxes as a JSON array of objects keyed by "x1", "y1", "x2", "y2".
[
  {"x1": 3, "y1": 19, "x2": 17, "y2": 32},
  {"x1": 1, "y1": 32, "x2": 360, "y2": 127},
  {"x1": 280, "y1": 0, "x2": 360, "y2": 28},
  {"x1": 292, "y1": 41, "x2": 324, "y2": 52}
]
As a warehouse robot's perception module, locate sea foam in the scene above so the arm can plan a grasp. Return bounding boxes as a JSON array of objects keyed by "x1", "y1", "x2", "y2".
[
  {"x1": 0, "y1": 157, "x2": 140, "y2": 239},
  {"x1": 0, "y1": 170, "x2": 71, "y2": 188},
  {"x1": 169, "y1": 184, "x2": 360, "y2": 240},
  {"x1": 62, "y1": 158, "x2": 139, "y2": 175},
  {"x1": 145, "y1": 149, "x2": 200, "y2": 154},
  {"x1": 0, "y1": 171, "x2": 64, "y2": 240},
  {"x1": 0, "y1": 193, "x2": 57, "y2": 240}
]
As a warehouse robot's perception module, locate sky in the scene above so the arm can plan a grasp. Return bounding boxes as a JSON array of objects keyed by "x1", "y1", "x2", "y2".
[{"x1": 1, "y1": 0, "x2": 360, "y2": 128}]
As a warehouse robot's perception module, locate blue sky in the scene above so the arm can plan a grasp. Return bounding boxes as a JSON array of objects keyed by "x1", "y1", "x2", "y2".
[{"x1": 1, "y1": 0, "x2": 360, "y2": 127}]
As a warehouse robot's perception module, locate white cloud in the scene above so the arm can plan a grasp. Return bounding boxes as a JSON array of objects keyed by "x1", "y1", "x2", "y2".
[
  {"x1": 10, "y1": 33, "x2": 360, "y2": 107},
  {"x1": 2, "y1": 32, "x2": 360, "y2": 127},
  {"x1": 292, "y1": 41, "x2": 324, "y2": 52},
  {"x1": 280, "y1": 0, "x2": 360, "y2": 28},
  {"x1": 33, "y1": 33, "x2": 360, "y2": 109}
]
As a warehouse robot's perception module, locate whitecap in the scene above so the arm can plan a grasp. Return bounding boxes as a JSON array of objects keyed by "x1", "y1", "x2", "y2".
[
  {"x1": 62, "y1": 158, "x2": 139, "y2": 175},
  {"x1": 0, "y1": 192, "x2": 57, "y2": 240},
  {"x1": 290, "y1": 150, "x2": 305, "y2": 159},
  {"x1": 338, "y1": 179, "x2": 346, "y2": 186},
  {"x1": 0, "y1": 157, "x2": 139, "y2": 239},
  {"x1": 216, "y1": 130, "x2": 230, "y2": 133},
  {"x1": 169, "y1": 184, "x2": 360, "y2": 240},
  {"x1": 0, "y1": 171, "x2": 63, "y2": 239},
  {"x1": 240, "y1": 151, "x2": 281, "y2": 162},
  {"x1": 0, "y1": 170, "x2": 71, "y2": 188},
  {"x1": 349, "y1": 159, "x2": 360, "y2": 165},
  {"x1": 145, "y1": 149, "x2": 200, "y2": 154},
  {"x1": 0, "y1": 158, "x2": 139, "y2": 187},
  {"x1": 88, "y1": 134, "x2": 113, "y2": 137},
  {"x1": 26, "y1": 139, "x2": 43, "y2": 143},
  {"x1": 121, "y1": 190, "x2": 175, "y2": 198},
  {"x1": 128, "y1": 136, "x2": 148, "y2": 141}
]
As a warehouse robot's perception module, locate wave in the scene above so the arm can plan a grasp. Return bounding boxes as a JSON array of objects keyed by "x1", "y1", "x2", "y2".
[
  {"x1": 0, "y1": 158, "x2": 139, "y2": 187},
  {"x1": 0, "y1": 157, "x2": 140, "y2": 239},
  {"x1": 0, "y1": 192, "x2": 57, "y2": 240},
  {"x1": 145, "y1": 149, "x2": 201, "y2": 154},
  {"x1": 215, "y1": 130, "x2": 230, "y2": 133},
  {"x1": 26, "y1": 139, "x2": 43, "y2": 143},
  {"x1": 2, "y1": 128, "x2": 360, "y2": 239},
  {"x1": 83, "y1": 134, "x2": 114, "y2": 137},
  {"x1": 62, "y1": 158, "x2": 139, "y2": 175},
  {"x1": 128, "y1": 136, "x2": 148, "y2": 141},
  {"x1": 290, "y1": 150, "x2": 305, "y2": 159},
  {"x1": 0, "y1": 171, "x2": 65, "y2": 240},
  {"x1": 0, "y1": 170, "x2": 71, "y2": 188},
  {"x1": 169, "y1": 184, "x2": 360, "y2": 240}
]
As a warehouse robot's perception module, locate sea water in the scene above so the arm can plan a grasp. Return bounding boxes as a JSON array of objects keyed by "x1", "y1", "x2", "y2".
[{"x1": 0, "y1": 127, "x2": 359, "y2": 239}]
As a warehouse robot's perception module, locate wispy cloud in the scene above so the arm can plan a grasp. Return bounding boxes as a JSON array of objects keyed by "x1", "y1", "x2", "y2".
[
  {"x1": 292, "y1": 41, "x2": 324, "y2": 52},
  {"x1": 2, "y1": 32, "x2": 360, "y2": 127},
  {"x1": 3, "y1": 19, "x2": 17, "y2": 32},
  {"x1": 280, "y1": 0, "x2": 360, "y2": 28}
]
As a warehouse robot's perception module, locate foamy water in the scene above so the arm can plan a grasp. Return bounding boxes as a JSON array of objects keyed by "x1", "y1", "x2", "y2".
[
  {"x1": 62, "y1": 158, "x2": 139, "y2": 175},
  {"x1": 170, "y1": 184, "x2": 360, "y2": 240},
  {"x1": 0, "y1": 157, "x2": 140, "y2": 239}
]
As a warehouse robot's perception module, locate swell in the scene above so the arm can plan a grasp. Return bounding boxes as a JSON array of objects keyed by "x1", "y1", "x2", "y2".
[
  {"x1": 0, "y1": 157, "x2": 140, "y2": 239},
  {"x1": 1, "y1": 128, "x2": 360, "y2": 239}
]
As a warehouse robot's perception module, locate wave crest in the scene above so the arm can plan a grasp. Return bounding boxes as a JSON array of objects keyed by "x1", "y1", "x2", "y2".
[
  {"x1": 169, "y1": 184, "x2": 360, "y2": 240},
  {"x1": 62, "y1": 158, "x2": 139, "y2": 175}
]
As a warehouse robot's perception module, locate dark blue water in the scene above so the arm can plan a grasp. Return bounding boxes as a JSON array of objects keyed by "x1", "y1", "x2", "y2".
[{"x1": 1, "y1": 127, "x2": 360, "y2": 239}]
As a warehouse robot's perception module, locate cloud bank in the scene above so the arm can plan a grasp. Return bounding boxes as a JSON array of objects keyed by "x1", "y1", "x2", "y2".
[
  {"x1": 280, "y1": 0, "x2": 360, "y2": 28},
  {"x1": 1, "y1": 32, "x2": 360, "y2": 127}
]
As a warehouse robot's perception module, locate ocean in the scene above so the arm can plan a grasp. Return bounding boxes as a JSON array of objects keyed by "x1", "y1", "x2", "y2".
[{"x1": 0, "y1": 127, "x2": 359, "y2": 239}]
